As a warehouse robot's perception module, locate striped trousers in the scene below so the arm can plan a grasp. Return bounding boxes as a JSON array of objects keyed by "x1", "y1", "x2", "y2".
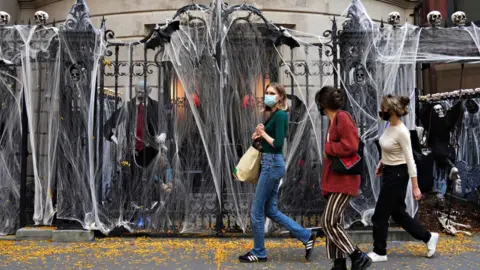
[{"x1": 320, "y1": 193, "x2": 356, "y2": 259}]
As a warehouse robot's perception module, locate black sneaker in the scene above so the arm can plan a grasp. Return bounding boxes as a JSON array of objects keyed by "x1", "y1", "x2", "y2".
[
  {"x1": 238, "y1": 252, "x2": 268, "y2": 263},
  {"x1": 331, "y1": 258, "x2": 347, "y2": 270},
  {"x1": 305, "y1": 231, "x2": 317, "y2": 261},
  {"x1": 350, "y1": 248, "x2": 372, "y2": 270}
]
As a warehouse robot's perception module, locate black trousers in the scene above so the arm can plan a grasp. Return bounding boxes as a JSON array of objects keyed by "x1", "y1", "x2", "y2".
[{"x1": 372, "y1": 164, "x2": 431, "y2": 256}]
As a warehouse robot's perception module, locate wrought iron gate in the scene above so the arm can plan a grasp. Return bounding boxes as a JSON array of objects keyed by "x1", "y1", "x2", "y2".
[{"x1": 1, "y1": 0, "x2": 348, "y2": 235}]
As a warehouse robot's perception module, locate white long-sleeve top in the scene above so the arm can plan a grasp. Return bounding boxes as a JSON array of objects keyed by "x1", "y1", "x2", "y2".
[{"x1": 379, "y1": 123, "x2": 417, "y2": 178}]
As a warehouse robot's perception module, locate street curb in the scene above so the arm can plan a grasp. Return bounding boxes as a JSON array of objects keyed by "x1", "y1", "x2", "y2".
[
  {"x1": 5, "y1": 228, "x2": 416, "y2": 243},
  {"x1": 349, "y1": 228, "x2": 415, "y2": 243},
  {"x1": 277, "y1": 228, "x2": 415, "y2": 243}
]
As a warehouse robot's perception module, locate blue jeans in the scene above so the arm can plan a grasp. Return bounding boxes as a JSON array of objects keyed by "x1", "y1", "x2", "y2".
[{"x1": 250, "y1": 153, "x2": 311, "y2": 258}]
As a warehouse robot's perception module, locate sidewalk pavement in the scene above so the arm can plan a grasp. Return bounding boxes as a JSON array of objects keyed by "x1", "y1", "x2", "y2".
[{"x1": 0, "y1": 235, "x2": 479, "y2": 269}]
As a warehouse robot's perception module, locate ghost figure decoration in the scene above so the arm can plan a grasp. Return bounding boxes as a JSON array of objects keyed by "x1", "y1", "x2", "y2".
[
  {"x1": 428, "y1": 11, "x2": 443, "y2": 27},
  {"x1": 465, "y1": 99, "x2": 479, "y2": 114},
  {"x1": 388, "y1": 11, "x2": 401, "y2": 26},
  {"x1": 433, "y1": 104, "x2": 445, "y2": 118},
  {"x1": 34, "y1": 11, "x2": 49, "y2": 26},
  {"x1": 0, "y1": 11, "x2": 11, "y2": 26},
  {"x1": 452, "y1": 11, "x2": 467, "y2": 27}
]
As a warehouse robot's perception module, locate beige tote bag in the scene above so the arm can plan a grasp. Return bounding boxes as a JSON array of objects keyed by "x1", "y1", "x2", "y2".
[{"x1": 232, "y1": 146, "x2": 261, "y2": 184}]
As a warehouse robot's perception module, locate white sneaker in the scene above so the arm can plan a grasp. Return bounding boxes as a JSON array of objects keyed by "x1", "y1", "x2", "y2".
[
  {"x1": 367, "y1": 252, "x2": 388, "y2": 262},
  {"x1": 426, "y1": 232, "x2": 439, "y2": 258}
]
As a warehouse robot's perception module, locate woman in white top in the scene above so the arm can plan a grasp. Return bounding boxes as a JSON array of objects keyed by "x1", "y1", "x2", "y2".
[{"x1": 368, "y1": 95, "x2": 439, "y2": 263}]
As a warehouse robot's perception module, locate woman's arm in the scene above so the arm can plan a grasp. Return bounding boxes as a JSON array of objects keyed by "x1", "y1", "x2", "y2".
[
  {"x1": 261, "y1": 131, "x2": 275, "y2": 147},
  {"x1": 324, "y1": 112, "x2": 359, "y2": 157}
]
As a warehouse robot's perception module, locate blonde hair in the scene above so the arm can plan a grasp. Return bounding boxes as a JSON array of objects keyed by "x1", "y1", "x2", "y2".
[
  {"x1": 266, "y1": 82, "x2": 288, "y2": 111},
  {"x1": 381, "y1": 95, "x2": 410, "y2": 117}
]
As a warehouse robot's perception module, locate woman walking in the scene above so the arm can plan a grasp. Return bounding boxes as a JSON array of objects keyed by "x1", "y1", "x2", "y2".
[
  {"x1": 316, "y1": 86, "x2": 372, "y2": 270},
  {"x1": 368, "y1": 95, "x2": 439, "y2": 262},
  {"x1": 239, "y1": 82, "x2": 317, "y2": 263}
]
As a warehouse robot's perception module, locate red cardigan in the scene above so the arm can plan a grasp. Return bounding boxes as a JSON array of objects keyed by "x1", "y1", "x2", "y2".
[{"x1": 321, "y1": 111, "x2": 361, "y2": 197}]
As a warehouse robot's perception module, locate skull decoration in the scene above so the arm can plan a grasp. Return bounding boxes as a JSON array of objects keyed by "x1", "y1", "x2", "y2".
[
  {"x1": 428, "y1": 11, "x2": 443, "y2": 27},
  {"x1": 69, "y1": 64, "x2": 82, "y2": 83},
  {"x1": 388, "y1": 11, "x2": 401, "y2": 26},
  {"x1": 433, "y1": 104, "x2": 445, "y2": 118},
  {"x1": 452, "y1": 11, "x2": 467, "y2": 27},
  {"x1": 34, "y1": 11, "x2": 49, "y2": 26},
  {"x1": 0, "y1": 11, "x2": 10, "y2": 26},
  {"x1": 354, "y1": 67, "x2": 366, "y2": 84}
]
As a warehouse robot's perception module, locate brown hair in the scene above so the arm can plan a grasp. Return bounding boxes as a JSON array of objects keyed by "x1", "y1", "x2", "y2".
[
  {"x1": 315, "y1": 86, "x2": 346, "y2": 110},
  {"x1": 381, "y1": 95, "x2": 410, "y2": 116},
  {"x1": 266, "y1": 82, "x2": 288, "y2": 111}
]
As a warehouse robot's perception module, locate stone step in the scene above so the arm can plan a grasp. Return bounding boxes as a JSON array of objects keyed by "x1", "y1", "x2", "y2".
[
  {"x1": 16, "y1": 228, "x2": 54, "y2": 240},
  {"x1": 52, "y1": 230, "x2": 95, "y2": 242},
  {"x1": 14, "y1": 228, "x2": 95, "y2": 242}
]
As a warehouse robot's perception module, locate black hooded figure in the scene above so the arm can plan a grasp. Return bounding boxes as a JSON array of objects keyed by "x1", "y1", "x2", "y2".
[
  {"x1": 419, "y1": 100, "x2": 463, "y2": 201},
  {"x1": 103, "y1": 81, "x2": 173, "y2": 228}
]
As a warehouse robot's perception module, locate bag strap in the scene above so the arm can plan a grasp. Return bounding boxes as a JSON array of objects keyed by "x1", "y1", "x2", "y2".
[
  {"x1": 335, "y1": 111, "x2": 358, "y2": 129},
  {"x1": 264, "y1": 110, "x2": 278, "y2": 126},
  {"x1": 334, "y1": 111, "x2": 362, "y2": 147}
]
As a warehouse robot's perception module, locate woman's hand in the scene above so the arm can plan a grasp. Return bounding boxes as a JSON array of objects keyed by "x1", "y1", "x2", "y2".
[
  {"x1": 375, "y1": 161, "x2": 383, "y2": 177},
  {"x1": 412, "y1": 186, "x2": 422, "y2": 201},
  {"x1": 255, "y1": 124, "x2": 265, "y2": 136},
  {"x1": 252, "y1": 132, "x2": 261, "y2": 141}
]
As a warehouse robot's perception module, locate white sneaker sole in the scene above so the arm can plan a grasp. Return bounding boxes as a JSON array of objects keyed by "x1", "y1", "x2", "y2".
[
  {"x1": 427, "y1": 233, "x2": 439, "y2": 258},
  {"x1": 367, "y1": 253, "x2": 388, "y2": 263}
]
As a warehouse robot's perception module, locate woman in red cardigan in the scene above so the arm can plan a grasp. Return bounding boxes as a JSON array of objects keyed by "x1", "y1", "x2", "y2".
[{"x1": 316, "y1": 86, "x2": 372, "y2": 270}]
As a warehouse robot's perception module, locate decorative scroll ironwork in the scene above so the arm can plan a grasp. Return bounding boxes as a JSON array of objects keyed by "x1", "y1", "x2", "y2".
[{"x1": 63, "y1": 0, "x2": 94, "y2": 32}]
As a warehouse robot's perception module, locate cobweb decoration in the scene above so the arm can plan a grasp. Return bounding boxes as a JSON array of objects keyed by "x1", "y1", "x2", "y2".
[
  {"x1": 12, "y1": 24, "x2": 61, "y2": 226},
  {"x1": 0, "y1": 0, "x2": 105, "y2": 232},
  {"x1": 454, "y1": 98, "x2": 480, "y2": 202},
  {"x1": 0, "y1": 55, "x2": 22, "y2": 235},
  {"x1": 342, "y1": 0, "x2": 480, "y2": 225},
  {"x1": 54, "y1": 0, "x2": 106, "y2": 231},
  {"x1": 163, "y1": 3, "x2": 276, "y2": 233},
  {"x1": 2, "y1": 0, "x2": 480, "y2": 235}
]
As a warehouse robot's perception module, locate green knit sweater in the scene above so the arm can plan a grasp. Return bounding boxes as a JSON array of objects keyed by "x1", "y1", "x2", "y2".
[{"x1": 261, "y1": 110, "x2": 288, "y2": 154}]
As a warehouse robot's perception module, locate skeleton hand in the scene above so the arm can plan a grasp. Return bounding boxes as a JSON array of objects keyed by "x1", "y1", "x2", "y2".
[
  {"x1": 449, "y1": 167, "x2": 460, "y2": 181},
  {"x1": 156, "y1": 133, "x2": 168, "y2": 151},
  {"x1": 156, "y1": 133, "x2": 166, "y2": 144},
  {"x1": 161, "y1": 182, "x2": 172, "y2": 193},
  {"x1": 454, "y1": 178, "x2": 462, "y2": 194},
  {"x1": 110, "y1": 135, "x2": 118, "y2": 145}
]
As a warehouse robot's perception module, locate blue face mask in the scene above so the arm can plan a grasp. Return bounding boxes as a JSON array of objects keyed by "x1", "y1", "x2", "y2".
[{"x1": 264, "y1": 95, "x2": 277, "y2": 107}]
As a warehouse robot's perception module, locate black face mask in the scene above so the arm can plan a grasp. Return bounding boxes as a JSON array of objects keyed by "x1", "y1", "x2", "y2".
[
  {"x1": 379, "y1": 111, "x2": 391, "y2": 121},
  {"x1": 317, "y1": 104, "x2": 326, "y2": 116}
]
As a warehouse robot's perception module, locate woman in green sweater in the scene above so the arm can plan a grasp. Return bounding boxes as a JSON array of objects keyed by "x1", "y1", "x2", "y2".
[{"x1": 239, "y1": 83, "x2": 317, "y2": 263}]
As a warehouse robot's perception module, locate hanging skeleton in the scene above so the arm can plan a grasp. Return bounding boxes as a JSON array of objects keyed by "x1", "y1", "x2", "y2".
[{"x1": 419, "y1": 100, "x2": 463, "y2": 202}]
